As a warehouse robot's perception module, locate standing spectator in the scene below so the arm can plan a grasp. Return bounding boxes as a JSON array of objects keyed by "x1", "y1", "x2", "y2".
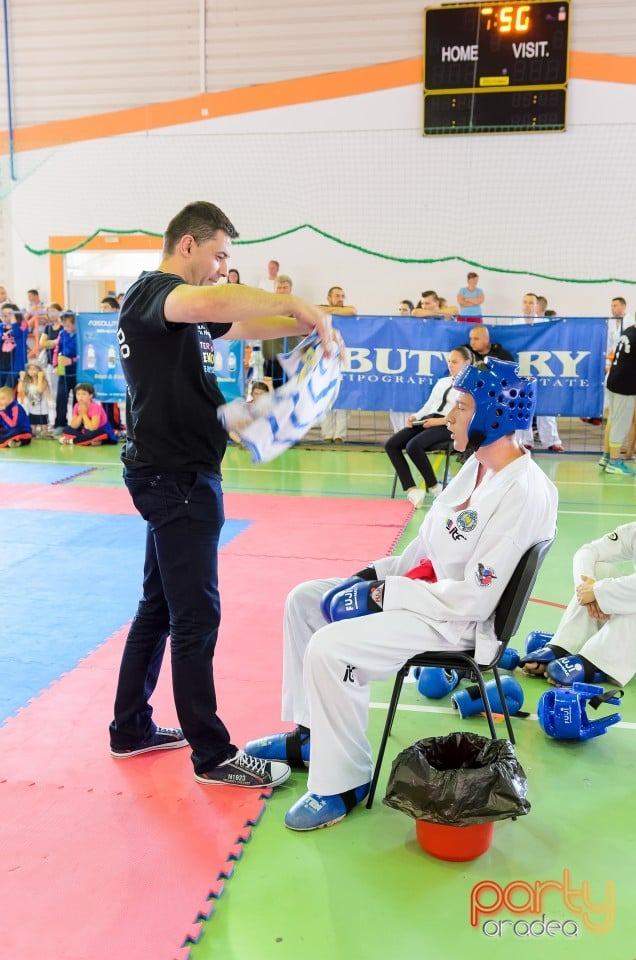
[
  {"x1": 259, "y1": 259, "x2": 280, "y2": 292},
  {"x1": 24, "y1": 289, "x2": 47, "y2": 360},
  {"x1": 318, "y1": 286, "x2": 357, "y2": 442},
  {"x1": 40, "y1": 303, "x2": 64, "y2": 423},
  {"x1": 0, "y1": 284, "x2": 11, "y2": 304},
  {"x1": 389, "y1": 300, "x2": 415, "y2": 431},
  {"x1": 0, "y1": 303, "x2": 28, "y2": 388},
  {"x1": 397, "y1": 300, "x2": 414, "y2": 316},
  {"x1": 515, "y1": 293, "x2": 564, "y2": 452},
  {"x1": 599, "y1": 323, "x2": 636, "y2": 476},
  {"x1": 52, "y1": 311, "x2": 78, "y2": 436},
  {"x1": 457, "y1": 271, "x2": 484, "y2": 320},
  {"x1": 262, "y1": 275, "x2": 296, "y2": 387},
  {"x1": 100, "y1": 296, "x2": 120, "y2": 312},
  {"x1": 227, "y1": 269, "x2": 241, "y2": 284},
  {"x1": 412, "y1": 290, "x2": 457, "y2": 319}
]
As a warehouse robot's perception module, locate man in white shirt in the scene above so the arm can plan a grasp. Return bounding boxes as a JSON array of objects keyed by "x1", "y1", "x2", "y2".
[
  {"x1": 258, "y1": 259, "x2": 280, "y2": 292},
  {"x1": 515, "y1": 293, "x2": 564, "y2": 452}
]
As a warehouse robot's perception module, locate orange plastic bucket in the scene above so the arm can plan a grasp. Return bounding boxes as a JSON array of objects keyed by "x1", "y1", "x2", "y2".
[{"x1": 415, "y1": 819, "x2": 494, "y2": 861}]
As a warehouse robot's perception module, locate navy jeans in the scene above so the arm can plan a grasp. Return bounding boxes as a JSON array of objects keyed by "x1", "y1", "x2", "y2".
[{"x1": 109, "y1": 468, "x2": 236, "y2": 773}]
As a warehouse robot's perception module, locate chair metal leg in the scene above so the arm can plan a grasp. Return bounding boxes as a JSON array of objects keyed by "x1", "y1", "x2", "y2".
[
  {"x1": 491, "y1": 667, "x2": 515, "y2": 743},
  {"x1": 367, "y1": 666, "x2": 409, "y2": 808}
]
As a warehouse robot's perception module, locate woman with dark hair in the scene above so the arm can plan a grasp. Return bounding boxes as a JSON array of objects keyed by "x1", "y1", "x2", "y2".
[
  {"x1": 385, "y1": 346, "x2": 473, "y2": 507},
  {"x1": 227, "y1": 269, "x2": 241, "y2": 284}
]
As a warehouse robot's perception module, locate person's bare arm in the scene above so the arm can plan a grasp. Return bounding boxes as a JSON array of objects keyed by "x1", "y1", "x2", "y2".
[{"x1": 164, "y1": 283, "x2": 332, "y2": 353}]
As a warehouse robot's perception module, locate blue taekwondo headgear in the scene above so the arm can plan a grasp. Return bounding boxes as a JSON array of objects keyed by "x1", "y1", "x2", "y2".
[
  {"x1": 537, "y1": 682, "x2": 623, "y2": 742},
  {"x1": 453, "y1": 357, "x2": 537, "y2": 448}
]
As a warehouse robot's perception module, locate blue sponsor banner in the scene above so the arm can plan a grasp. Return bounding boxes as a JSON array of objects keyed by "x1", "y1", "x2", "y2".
[
  {"x1": 76, "y1": 313, "x2": 127, "y2": 402},
  {"x1": 213, "y1": 339, "x2": 245, "y2": 402},
  {"x1": 330, "y1": 316, "x2": 606, "y2": 417}
]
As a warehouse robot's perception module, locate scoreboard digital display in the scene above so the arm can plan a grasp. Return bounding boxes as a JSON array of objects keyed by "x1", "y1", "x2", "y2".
[{"x1": 423, "y1": 1, "x2": 570, "y2": 135}]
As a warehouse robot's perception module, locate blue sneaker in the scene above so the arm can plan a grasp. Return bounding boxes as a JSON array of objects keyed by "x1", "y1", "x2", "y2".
[
  {"x1": 605, "y1": 459, "x2": 635, "y2": 477},
  {"x1": 110, "y1": 725, "x2": 187, "y2": 758},
  {"x1": 284, "y1": 782, "x2": 371, "y2": 831},
  {"x1": 245, "y1": 726, "x2": 310, "y2": 769}
]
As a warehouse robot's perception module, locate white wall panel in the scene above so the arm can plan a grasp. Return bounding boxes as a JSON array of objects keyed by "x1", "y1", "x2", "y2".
[{"x1": 1, "y1": 0, "x2": 635, "y2": 128}]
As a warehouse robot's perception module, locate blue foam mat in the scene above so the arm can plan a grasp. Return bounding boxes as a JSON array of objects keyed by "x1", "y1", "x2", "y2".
[
  {"x1": 0, "y1": 462, "x2": 94, "y2": 484},
  {"x1": 0, "y1": 511, "x2": 250, "y2": 722}
]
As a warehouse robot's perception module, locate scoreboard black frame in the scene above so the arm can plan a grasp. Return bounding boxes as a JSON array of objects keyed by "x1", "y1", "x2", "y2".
[{"x1": 423, "y1": 1, "x2": 570, "y2": 135}]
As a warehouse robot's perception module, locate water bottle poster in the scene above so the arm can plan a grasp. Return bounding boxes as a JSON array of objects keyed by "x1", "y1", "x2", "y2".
[{"x1": 76, "y1": 313, "x2": 127, "y2": 402}]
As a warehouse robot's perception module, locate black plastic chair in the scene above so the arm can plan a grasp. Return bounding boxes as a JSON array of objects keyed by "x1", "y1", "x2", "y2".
[
  {"x1": 390, "y1": 442, "x2": 454, "y2": 498},
  {"x1": 366, "y1": 537, "x2": 554, "y2": 808}
]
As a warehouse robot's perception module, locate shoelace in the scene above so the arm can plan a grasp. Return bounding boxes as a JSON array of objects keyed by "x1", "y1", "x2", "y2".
[{"x1": 236, "y1": 751, "x2": 268, "y2": 775}]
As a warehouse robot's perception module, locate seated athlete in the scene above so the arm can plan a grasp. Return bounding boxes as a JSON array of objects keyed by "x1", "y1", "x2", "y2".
[
  {"x1": 0, "y1": 385, "x2": 32, "y2": 448},
  {"x1": 246, "y1": 358, "x2": 558, "y2": 831},
  {"x1": 59, "y1": 382, "x2": 118, "y2": 446},
  {"x1": 521, "y1": 523, "x2": 636, "y2": 687}
]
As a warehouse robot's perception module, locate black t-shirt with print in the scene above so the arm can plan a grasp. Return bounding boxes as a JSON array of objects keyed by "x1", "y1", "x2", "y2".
[
  {"x1": 607, "y1": 325, "x2": 636, "y2": 397},
  {"x1": 119, "y1": 271, "x2": 232, "y2": 472}
]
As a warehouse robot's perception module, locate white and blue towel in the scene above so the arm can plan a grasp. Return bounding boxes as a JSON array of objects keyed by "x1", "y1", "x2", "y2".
[{"x1": 218, "y1": 330, "x2": 343, "y2": 463}]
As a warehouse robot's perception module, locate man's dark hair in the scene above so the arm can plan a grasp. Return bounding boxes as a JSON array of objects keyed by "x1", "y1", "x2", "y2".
[
  {"x1": 421, "y1": 290, "x2": 440, "y2": 301},
  {"x1": 163, "y1": 201, "x2": 239, "y2": 254},
  {"x1": 101, "y1": 296, "x2": 120, "y2": 310},
  {"x1": 612, "y1": 296, "x2": 626, "y2": 307}
]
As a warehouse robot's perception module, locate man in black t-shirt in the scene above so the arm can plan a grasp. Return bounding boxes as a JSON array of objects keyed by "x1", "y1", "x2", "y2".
[
  {"x1": 109, "y1": 200, "x2": 331, "y2": 788},
  {"x1": 602, "y1": 325, "x2": 636, "y2": 476},
  {"x1": 466, "y1": 324, "x2": 515, "y2": 364}
]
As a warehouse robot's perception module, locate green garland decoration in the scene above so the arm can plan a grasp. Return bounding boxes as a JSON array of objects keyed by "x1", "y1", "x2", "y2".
[{"x1": 25, "y1": 224, "x2": 636, "y2": 286}]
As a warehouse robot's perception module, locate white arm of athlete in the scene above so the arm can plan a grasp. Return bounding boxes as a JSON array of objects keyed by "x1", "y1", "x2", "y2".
[{"x1": 573, "y1": 523, "x2": 636, "y2": 615}]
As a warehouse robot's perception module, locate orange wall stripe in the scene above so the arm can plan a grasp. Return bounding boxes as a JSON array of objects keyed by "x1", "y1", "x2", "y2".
[{"x1": 2, "y1": 52, "x2": 634, "y2": 157}]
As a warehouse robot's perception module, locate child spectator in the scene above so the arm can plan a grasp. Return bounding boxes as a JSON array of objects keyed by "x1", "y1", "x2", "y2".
[
  {"x1": 52, "y1": 311, "x2": 78, "y2": 436},
  {"x1": 0, "y1": 304, "x2": 28, "y2": 388},
  {"x1": 16, "y1": 361, "x2": 51, "y2": 436},
  {"x1": 0, "y1": 385, "x2": 32, "y2": 447},
  {"x1": 58, "y1": 382, "x2": 118, "y2": 446}
]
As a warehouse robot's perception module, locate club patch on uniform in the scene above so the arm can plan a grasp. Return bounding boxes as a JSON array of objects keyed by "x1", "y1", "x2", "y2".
[
  {"x1": 475, "y1": 562, "x2": 497, "y2": 587},
  {"x1": 608, "y1": 532, "x2": 619, "y2": 541},
  {"x1": 456, "y1": 509, "x2": 478, "y2": 533}
]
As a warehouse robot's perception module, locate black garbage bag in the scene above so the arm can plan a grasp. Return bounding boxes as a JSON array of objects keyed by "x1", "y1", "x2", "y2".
[{"x1": 383, "y1": 731, "x2": 530, "y2": 826}]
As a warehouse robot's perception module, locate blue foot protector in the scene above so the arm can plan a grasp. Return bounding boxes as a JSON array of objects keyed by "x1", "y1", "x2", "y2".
[
  {"x1": 244, "y1": 727, "x2": 310, "y2": 769},
  {"x1": 284, "y1": 782, "x2": 371, "y2": 831},
  {"x1": 547, "y1": 655, "x2": 606, "y2": 686},
  {"x1": 519, "y1": 645, "x2": 559, "y2": 674}
]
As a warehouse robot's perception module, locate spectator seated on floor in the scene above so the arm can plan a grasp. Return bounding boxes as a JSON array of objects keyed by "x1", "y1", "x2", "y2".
[
  {"x1": 0, "y1": 385, "x2": 32, "y2": 447},
  {"x1": 58, "y1": 382, "x2": 118, "y2": 446}
]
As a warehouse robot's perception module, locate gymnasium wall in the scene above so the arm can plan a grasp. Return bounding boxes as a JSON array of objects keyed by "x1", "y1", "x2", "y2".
[{"x1": 1, "y1": 0, "x2": 635, "y2": 316}]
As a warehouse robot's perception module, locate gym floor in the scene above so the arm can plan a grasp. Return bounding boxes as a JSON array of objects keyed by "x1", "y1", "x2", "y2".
[{"x1": 2, "y1": 438, "x2": 635, "y2": 959}]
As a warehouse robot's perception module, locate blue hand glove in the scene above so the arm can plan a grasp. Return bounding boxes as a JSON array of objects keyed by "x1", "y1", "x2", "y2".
[
  {"x1": 452, "y1": 676, "x2": 524, "y2": 719},
  {"x1": 320, "y1": 567, "x2": 377, "y2": 623},
  {"x1": 417, "y1": 667, "x2": 461, "y2": 700},
  {"x1": 328, "y1": 580, "x2": 385, "y2": 622}
]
